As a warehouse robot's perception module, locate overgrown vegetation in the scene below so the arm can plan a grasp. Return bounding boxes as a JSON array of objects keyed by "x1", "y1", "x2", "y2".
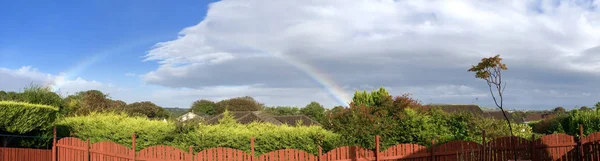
[
  {"x1": 56, "y1": 112, "x2": 176, "y2": 151},
  {"x1": 1, "y1": 83, "x2": 599, "y2": 153},
  {"x1": 0, "y1": 101, "x2": 59, "y2": 147}
]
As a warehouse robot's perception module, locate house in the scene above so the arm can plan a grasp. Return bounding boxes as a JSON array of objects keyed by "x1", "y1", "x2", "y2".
[
  {"x1": 177, "y1": 111, "x2": 210, "y2": 122},
  {"x1": 204, "y1": 111, "x2": 321, "y2": 126}
]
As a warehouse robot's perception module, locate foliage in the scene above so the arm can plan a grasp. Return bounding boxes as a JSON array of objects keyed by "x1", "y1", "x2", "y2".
[
  {"x1": 172, "y1": 111, "x2": 341, "y2": 155},
  {"x1": 351, "y1": 87, "x2": 393, "y2": 108},
  {"x1": 263, "y1": 106, "x2": 301, "y2": 116},
  {"x1": 532, "y1": 109, "x2": 600, "y2": 136},
  {"x1": 18, "y1": 84, "x2": 63, "y2": 108},
  {"x1": 189, "y1": 99, "x2": 217, "y2": 116},
  {"x1": 63, "y1": 90, "x2": 122, "y2": 115},
  {"x1": 580, "y1": 106, "x2": 592, "y2": 111},
  {"x1": 165, "y1": 108, "x2": 189, "y2": 118},
  {"x1": 301, "y1": 102, "x2": 325, "y2": 123},
  {"x1": 215, "y1": 96, "x2": 263, "y2": 113},
  {"x1": 0, "y1": 101, "x2": 59, "y2": 134},
  {"x1": 553, "y1": 106, "x2": 566, "y2": 114},
  {"x1": 125, "y1": 101, "x2": 170, "y2": 119},
  {"x1": 0, "y1": 101, "x2": 59, "y2": 148},
  {"x1": 56, "y1": 112, "x2": 176, "y2": 151}
]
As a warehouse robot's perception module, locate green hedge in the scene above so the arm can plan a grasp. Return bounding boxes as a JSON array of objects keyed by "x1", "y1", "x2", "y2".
[
  {"x1": 0, "y1": 101, "x2": 59, "y2": 133},
  {"x1": 56, "y1": 112, "x2": 340, "y2": 154},
  {"x1": 173, "y1": 122, "x2": 341, "y2": 155},
  {"x1": 56, "y1": 112, "x2": 176, "y2": 150},
  {"x1": 172, "y1": 111, "x2": 340, "y2": 155}
]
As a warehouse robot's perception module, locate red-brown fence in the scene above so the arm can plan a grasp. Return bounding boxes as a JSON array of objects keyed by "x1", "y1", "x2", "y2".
[
  {"x1": 0, "y1": 147, "x2": 52, "y2": 161},
  {"x1": 4, "y1": 125, "x2": 600, "y2": 161}
]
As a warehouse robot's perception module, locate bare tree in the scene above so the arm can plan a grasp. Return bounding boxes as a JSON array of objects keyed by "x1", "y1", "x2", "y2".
[{"x1": 468, "y1": 54, "x2": 518, "y2": 160}]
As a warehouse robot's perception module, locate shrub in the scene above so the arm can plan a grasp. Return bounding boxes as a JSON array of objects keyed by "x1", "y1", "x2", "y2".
[
  {"x1": 533, "y1": 109, "x2": 600, "y2": 136},
  {"x1": 56, "y1": 112, "x2": 176, "y2": 150},
  {"x1": 0, "y1": 101, "x2": 59, "y2": 133},
  {"x1": 172, "y1": 111, "x2": 341, "y2": 155},
  {"x1": 0, "y1": 101, "x2": 59, "y2": 148}
]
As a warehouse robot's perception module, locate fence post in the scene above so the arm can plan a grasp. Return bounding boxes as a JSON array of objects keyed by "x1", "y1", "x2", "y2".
[
  {"x1": 86, "y1": 139, "x2": 90, "y2": 161},
  {"x1": 189, "y1": 146, "x2": 193, "y2": 161},
  {"x1": 375, "y1": 135, "x2": 380, "y2": 161},
  {"x1": 430, "y1": 139, "x2": 435, "y2": 161},
  {"x1": 579, "y1": 124, "x2": 584, "y2": 161},
  {"x1": 318, "y1": 146, "x2": 323, "y2": 161},
  {"x1": 481, "y1": 130, "x2": 486, "y2": 161},
  {"x1": 52, "y1": 127, "x2": 56, "y2": 161},
  {"x1": 530, "y1": 134, "x2": 535, "y2": 161},
  {"x1": 132, "y1": 133, "x2": 136, "y2": 161},
  {"x1": 251, "y1": 137, "x2": 255, "y2": 161}
]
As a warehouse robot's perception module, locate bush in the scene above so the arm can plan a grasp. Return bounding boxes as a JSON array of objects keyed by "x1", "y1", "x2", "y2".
[
  {"x1": 56, "y1": 112, "x2": 176, "y2": 150},
  {"x1": 172, "y1": 111, "x2": 341, "y2": 155},
  {"x1": 533, "y1": 109, "x2": 600, "y2": 136},
  {"x1": 0, "y1": 101, "x2": 59, "y2": 133}
]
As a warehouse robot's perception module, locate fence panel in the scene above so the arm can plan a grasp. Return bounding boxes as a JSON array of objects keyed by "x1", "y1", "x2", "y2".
[
  {"x1": 195, "y1": 147, "x2": 253, "y2": 161},
  {"x1": 322, "y1": 146, "x2": 371, "y2": 161},
  {"x1": 434, "y1": 140, "x2": 480, "y2": 161},
  {"x1": 57, "y1": 137, "x2": 89, "y2": 161},
  {"x1": 581, "y1": 132, "x2": 600, "y2": 161},
  {"x1": 533, "y1": 133, "x2": 578, "y2": 161},
  {"x1": 381, "y1": 144, "x2": 428, "y2": 161},
  {"x1": 0, "y1": 147, "x2": 52, "y2": 161},
  {"x1": 136, "y1": 145, "x2": 190, "y2": 161},
  {"x1": 89, "y1": 141, "x2": 132, "y2": 161},
  {"x1": 258, "y1": 149, "x2": 317, "y2": 161},
  {"x1": 486, "y1": 136, "x2": 531, "y2": 161}
]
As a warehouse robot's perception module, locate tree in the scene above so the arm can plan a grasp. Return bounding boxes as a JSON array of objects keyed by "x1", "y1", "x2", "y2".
[
  {"x1": 352, "y1": 87, "x2": 393, "y2": 109},
  {"x1": 594, "y1": 102, "x2": 600, "y2": 109},
  {"x1": 553, "y1": 106, "x2": 566, "y2": 114},
  {"x1": 215, "y1": 96, "x2": 263, "y2": 113},
  {"x1": 263, "y1": 106, "x2": 300, "y2": 116},
  {"x1": 189, "y1": 99, "x2": 217, "y2": 115},
  {"x1": 63, "y1": 90, "x2": 118, "y2": 115},
  {"x1": 468, "y1": 54, "x2": 517, "y2": 160},
  {"x1": 125, "y1": 101, "x2": 170, "y2": 119},
  {"x1": 580, "y1": 106, "x2": 591, "y2": 111},
  {"x1": 392, "y1": 93, "x2": 423, "y2": 112},
  {"x1": 18, "y1": 84, "x2": 63, "y2": 108},
  {"x1": 301, "y1": 101, "x2": 325, "y2": 122}
]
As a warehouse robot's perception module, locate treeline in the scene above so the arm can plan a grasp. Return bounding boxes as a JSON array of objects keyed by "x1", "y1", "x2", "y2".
[{"x1": 2, "y1": 84, "x2": 600, "y2": 153}]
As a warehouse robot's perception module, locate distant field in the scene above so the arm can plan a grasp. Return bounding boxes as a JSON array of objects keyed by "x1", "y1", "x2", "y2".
[{"x1": 164, "y1": 107, "x2": 187, "y2": 117}]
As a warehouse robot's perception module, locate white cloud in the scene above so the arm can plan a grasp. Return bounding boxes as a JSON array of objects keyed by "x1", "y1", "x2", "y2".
[{"x1": 138, "y1": 0, "x2": 600, "y2": 109}]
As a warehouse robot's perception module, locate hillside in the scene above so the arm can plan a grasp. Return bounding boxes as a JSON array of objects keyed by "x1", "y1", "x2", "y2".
[{"x1": 164, "y1": 107, "x2": 188, "y2": 118}]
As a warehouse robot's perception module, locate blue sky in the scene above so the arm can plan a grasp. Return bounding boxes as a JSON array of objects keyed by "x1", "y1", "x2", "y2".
[
  {"x1": 1, "y1": 0, "x2": 599, "y2": 110},
  {"x1": 0, "y1": 0, "x2": 214, "y2": 83}
]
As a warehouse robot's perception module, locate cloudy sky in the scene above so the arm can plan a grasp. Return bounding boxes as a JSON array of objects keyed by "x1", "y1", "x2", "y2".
[{"x1": 1, "y1": 0, "x2": 599, "y2": 110}]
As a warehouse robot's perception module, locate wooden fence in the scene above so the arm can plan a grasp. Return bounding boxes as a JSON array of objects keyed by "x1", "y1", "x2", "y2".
[
  {"x1": 0, "y1": 147, "x2": 52, "y2": 161},
  {"x1": 3, "y1": 125, "x2": 600, "y2": 161}
]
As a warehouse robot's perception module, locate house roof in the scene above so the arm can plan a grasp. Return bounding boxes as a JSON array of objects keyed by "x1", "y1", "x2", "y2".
[
  {"x1": 274, "y1": 115, "x2": 321, "y2": 126},
  {"x1": 483, "y1": 111, "x2": 523, "y2": 123},
  {"x1": 523, "y1": 113, "x2": 543, "y2": 122},
  {"x1": 205, "y1": 111, "x2": 283, "y2": 125},
  {"x1": 205, "y1": 111, "x2": 320, "y2": 126}
]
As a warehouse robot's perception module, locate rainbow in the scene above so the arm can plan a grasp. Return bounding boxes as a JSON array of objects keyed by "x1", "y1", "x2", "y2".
[
  {"x1": 51, "y1": 39, "x2": 352, "y2": 106},
  {"x1": 51, "y1": 38, "x2": 159, "y2": 92},
  {"x1": 274, "y1": 53, "x2": 351, "y2": 106}
]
